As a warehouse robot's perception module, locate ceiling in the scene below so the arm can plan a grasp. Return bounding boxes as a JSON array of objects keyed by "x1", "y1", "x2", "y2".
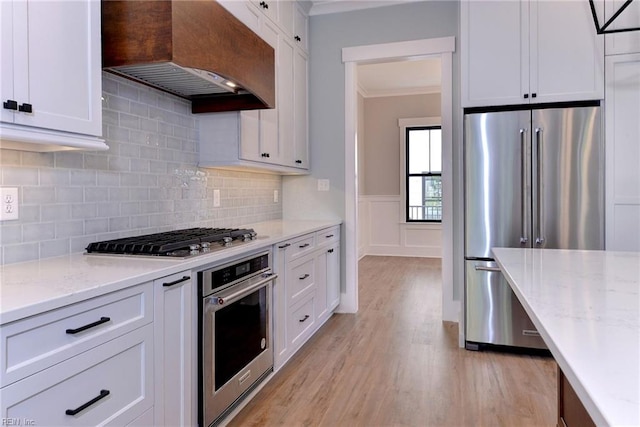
[{"x1": 357, "y1": 58, "x2": 442, "y2": 98}]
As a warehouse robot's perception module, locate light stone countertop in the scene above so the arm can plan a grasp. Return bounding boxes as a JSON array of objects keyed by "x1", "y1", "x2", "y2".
[
  {"x1": 0, "y1": 219, "x2": 341, "y2": 325},
  {"x1": 492, "y1": 247, "x2": 640, "y2": 427}
]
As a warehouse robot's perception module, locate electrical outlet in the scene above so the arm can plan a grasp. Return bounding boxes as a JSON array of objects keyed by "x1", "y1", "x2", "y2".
[
  {"x1": 213, "y1": 189, "x2": 221, "y2": 207},
  {"x1": 273, "y1": 190, "x2": 279, "y2": 203},
  {"x1": 317, "y1": 179, "x2": 330, "y2": 191},
  {"x1": 0, "y1": 187, "x2": 19, "y2": 221}
]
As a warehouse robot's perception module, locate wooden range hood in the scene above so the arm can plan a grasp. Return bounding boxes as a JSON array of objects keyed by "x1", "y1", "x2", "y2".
[{"x1": 102, "y1": 0, "x2": 275, "y2": 113}]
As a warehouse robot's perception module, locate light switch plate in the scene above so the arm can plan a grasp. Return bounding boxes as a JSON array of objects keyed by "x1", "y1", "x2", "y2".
[
  {"x1": 0, "y1": 187, "x2": 19, "y2": 221},
  {"x1": 213, "y1": 189, "x2": 221, "y2": 207}
]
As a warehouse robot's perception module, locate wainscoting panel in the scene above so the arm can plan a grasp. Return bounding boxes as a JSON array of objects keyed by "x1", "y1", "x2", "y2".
[{"x1": 359, "y1": 196, "x2": 442, "y2": 258}]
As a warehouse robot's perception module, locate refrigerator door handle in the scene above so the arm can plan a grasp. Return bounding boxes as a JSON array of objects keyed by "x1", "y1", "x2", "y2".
[
  {"x1": 474, "y1": 265, "x2": 502, "y2": 272},
  {"x1": 535, "y1": 127, "x2": 545, "y2": 246},
  {"x1": 520, "y1": 128, "x2": 529, "y2": 244}
]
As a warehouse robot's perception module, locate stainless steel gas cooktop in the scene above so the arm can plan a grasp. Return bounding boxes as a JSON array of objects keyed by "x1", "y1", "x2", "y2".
[{"x1": 85, "y1": 227, "x2": 257, "y2": 258}]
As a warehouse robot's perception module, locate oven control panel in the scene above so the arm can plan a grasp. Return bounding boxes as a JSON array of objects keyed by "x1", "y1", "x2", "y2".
[{"x1": 199, "y1": 251, "x2": 270, "y2": 296}]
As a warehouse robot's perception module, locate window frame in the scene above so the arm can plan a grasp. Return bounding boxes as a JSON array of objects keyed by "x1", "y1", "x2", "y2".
[{"x1": 399, "y1": 117, "x2": 442, "y2": 224}]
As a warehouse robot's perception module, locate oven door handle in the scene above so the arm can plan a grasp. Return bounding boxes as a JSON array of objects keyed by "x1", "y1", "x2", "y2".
[{"x1": 211, "y1": 273, "x2": 277, "y2": 307}]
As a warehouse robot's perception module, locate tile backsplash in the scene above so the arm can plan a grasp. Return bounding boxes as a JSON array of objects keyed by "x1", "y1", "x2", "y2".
[{"x1": 0, "y1": 73, "x2": 282, "y2": 265}]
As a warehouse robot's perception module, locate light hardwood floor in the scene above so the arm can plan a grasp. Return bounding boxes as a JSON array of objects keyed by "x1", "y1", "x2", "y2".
[{"x1": 230, "y1": 256, "x2": 557, "y2": 426}]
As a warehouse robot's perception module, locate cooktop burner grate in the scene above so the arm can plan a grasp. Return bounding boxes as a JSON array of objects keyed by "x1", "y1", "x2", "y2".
[{"x1": 85, "y1": 227, "x2": 257, "y2": 257}]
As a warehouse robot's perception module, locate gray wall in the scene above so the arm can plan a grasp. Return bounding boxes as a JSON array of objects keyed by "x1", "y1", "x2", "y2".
[
  {"x1": 361, "y1": 93, "x2": 441, "y2": 196},
  {"x1": 283, "y1": 1, "x2": 462, "y2": 299},
  {"x1": 0, "y1": 73, "x2": 282, "y2": 265}
]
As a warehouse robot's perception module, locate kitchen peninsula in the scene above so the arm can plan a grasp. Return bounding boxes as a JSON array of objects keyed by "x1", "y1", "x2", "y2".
[{"x1": 493, "y1": 248, "x2": 640, "y2": 427}]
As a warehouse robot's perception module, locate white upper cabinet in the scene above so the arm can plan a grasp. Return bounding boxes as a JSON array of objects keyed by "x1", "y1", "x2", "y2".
[
  {"x1": 0, "y1": 0, "x2": 105, "y2": 151},
  {"x1": 461, "y1": 0, "x2": 605, "y2": 107},
  {"x1": 294, "y1": 4, "x2": 309, "y2": 52},
  {"x1": 604, "y1": 0, "x2": 640, "y2": 55},
  {"x1": 199, "y1": 0, "x2": 309, "y2": 174},
  {"x1": 293, "y1": 48, "x2": 309, "y2": 168}
]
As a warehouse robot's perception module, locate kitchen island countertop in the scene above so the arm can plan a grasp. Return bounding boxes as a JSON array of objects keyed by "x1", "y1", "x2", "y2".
[
  {"x1": 0, "y1": 219, "x2": 341, "y2": 325},
  {"x1": 492, "y1": 247, "x2": 640, "y2": 427}
]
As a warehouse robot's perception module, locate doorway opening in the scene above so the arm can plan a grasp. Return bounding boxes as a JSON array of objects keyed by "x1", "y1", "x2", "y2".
[{"x1": 341, "y1": 37, "x2": 456, "y2": 325}]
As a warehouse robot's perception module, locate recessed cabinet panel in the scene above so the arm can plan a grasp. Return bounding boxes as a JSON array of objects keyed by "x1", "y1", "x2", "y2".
[
  {"x1": 293, "y1": 49, "x2": 309, "y2": 168},
  {"x1": 532, "y1": 1, "x2": 604, "y2": 103},
  {"x1": 288, "y1": 257, "x2": 315, "y2": 304},
  {"x1": 294, "y1": 5, "x2": 308, "y2": 52},
  {"x1": 0, "y1": 0, "x2": 15, "y2": 124},
  {"x1": 0, "y1": 325, "x2": 153, "y2": 426},
  {"x1": 3, "y1": 0, "x2": 102, "y2": 136},
  {"x1": 462, "y1": 0, "x2": 527, "y2": 107},
  {"x1": 605, "y1": 53, "x2": 640, "y2": 251},
  {"x1": 605, "y1": 0, "x2": 640, "y2": 55}
]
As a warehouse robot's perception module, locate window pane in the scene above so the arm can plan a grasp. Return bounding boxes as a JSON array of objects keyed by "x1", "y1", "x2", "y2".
[
  {"x1": 430, "y1": 130, "x2": 442, "y2": 172},
  {"x1": 408, "y1": 130, "x2": 430, "y2": 174},
  {"x1": 408, "y1": 175, "x2": 442, "y2": 221}
]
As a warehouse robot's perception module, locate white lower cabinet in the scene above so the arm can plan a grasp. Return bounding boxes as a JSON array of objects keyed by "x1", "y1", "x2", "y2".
[
  {"x1": 153, "y1": 272, "x2": 194, "y2": 427},
  {"x1": 273, "y1": 225, "x2": 341, "y2": 370},
  {"x1": 0, "y1": 324, "x2": 154, "y2": 426},
  {"x1": 0, "y1": 282, "x2": 158, "y2": 426}
]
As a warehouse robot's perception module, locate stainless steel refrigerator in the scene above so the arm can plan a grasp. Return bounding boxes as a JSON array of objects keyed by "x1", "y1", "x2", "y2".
[{"x1": 464, "y1": 102, "x2": 604, "y2": 350}]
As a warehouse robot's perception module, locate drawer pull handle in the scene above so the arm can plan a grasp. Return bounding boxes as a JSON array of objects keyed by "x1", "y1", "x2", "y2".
[
  {"x1": 65, "y1": 389, "x2": 110, "y2": 416},
  {"x1": 66, "y1": 317, "x2": 111, "y2": 335},
  {"x1": 299, "y1": 273, "x2": 310, "y2": 280},
  {"x1": 299, "y1": 314, "x2": 310, "y2": 323},
  {"x1": 278, "y1": 243, "x2": 291, "y2": 249},
  {"x1": 325, "y1": 234, "x2": 334, "y2": 238},
  {"x1": 328, "y1": 248, "x2": 334, "y2": 253},
  {"x1": 299, "y1": 243, "x2": 310, "y2": 248},
  {"x1": 163, "y1": 275, "x2": 190, "y2": 287}
]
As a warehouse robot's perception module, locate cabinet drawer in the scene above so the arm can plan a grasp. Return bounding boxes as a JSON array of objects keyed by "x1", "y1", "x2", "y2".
[
  {"x1": 289, "y1": 294, "x2": 315, "y2": 349},
  {"x1": 1, "y1": 282, "x2": 153, "y2": 387},
  {"x1": 287, "y1": 257, "x2": 315, "y2": 305},
  {"x1": 315, "y1": 226, "x2": 339, "y2": 247},
  {"x1": 281, "y1": 234, "x2": 315, "y2": 261},
  {"x1": 0, "y1": 324, "x2": 154, "y2": 426}
]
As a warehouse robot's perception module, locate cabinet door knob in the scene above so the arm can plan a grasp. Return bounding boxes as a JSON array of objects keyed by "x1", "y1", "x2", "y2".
[
  {"x1": 524, "y1": 94, "x2": 529, "y2": 99},
  {"x1": 295, "y1": 35, "x2": 301, "y2": 42},
  {"x1": 3, "y1": 99, "x2": 18, "y2": 110},
  {"x1": 531, "y1": 93, "x2": 537, "y2": 98},
  {"x1": 328, "y1": 248, "x2": 334, "y2": 253},
  {"x1": 18, "y1": 103, "x2": 32, "y2": 113},
  {"x1": 295, "y1": 159, "x2": 303, "y2": 164}
]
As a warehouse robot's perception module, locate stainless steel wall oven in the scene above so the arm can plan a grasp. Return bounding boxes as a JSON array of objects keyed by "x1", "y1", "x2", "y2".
[{"x1": 198, "y1": 250, "x2": 275, "y2": 426}]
